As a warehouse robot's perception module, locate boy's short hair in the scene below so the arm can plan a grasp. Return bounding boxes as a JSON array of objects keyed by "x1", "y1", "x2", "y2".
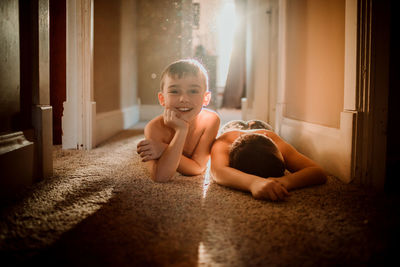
[
  {"x1": 229, "y1": 133, "x2": 285, "y2": 178},
  {"x1": 160, "y1": 59, "x2": 209, "y2": 91}
]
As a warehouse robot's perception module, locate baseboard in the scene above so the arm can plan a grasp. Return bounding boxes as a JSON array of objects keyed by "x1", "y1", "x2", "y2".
[
  {"x1": 96, "y1": 105, "x2": 140, "y2": 146},
  {"x1": 279, "y1": 111, "x2": 355, "y2": 183},
  {"x1": 0, "y1": 131, "x2": 35, "y2": 200},
  {"x1": 32, "y1": 105, "x2": 53, "y2": 178},
  {"x1": 140, "y1": 105, "x2": 163, "y2": 121}
]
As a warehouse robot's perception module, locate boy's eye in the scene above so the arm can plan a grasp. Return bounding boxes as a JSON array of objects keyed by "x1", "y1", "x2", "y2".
[
  {"x1": 189, "y1": 89, "x2": 200, "y2": 94},
  {"x1": 168, "y1": 90, "x2": 179, "y2": 94}
]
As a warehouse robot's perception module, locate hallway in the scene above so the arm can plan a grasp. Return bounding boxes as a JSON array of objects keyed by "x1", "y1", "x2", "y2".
[
  {"x1": 1, "y1": 128, "x2": 398, "y2": 266},
  {"x1": 1, "y1": 1, "x2": 398, "y2": 265}
]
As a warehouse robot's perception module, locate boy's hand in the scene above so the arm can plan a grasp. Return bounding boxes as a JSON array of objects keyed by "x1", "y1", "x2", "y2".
[
  {"x1": 163, "y1": 108, "x2": 189, "y2": 131},
  {"x1": 250, "y1": 178, "x2": 289, "y2": 201},
  {"x1": 137, "y1": 139, "x2": 167, "y2": 162}
]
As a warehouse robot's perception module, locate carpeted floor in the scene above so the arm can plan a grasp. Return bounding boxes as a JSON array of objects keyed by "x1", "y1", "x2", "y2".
[{"x1": 1, "y1": 129, "x2": 399, "y2": 267}]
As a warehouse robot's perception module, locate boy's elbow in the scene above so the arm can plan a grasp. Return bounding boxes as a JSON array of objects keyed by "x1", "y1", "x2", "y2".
[
  {"x1": 210, "y1": 166, "x2": 224, "y2": 185},
  {"x1": 143, "y1": 159, "x2": 173, "y2": 182},
  {"x1": 149, "y1": 166, "x2": 173, "y2": 183},
  {"x1": 315, "y1": 167, "x2": 328, "y2": 184},
  {"x1": 178, "y1": 161, "x2": 207, "y2": 176},
  {"x1": 150, "y1": 172, "x2": 172, "y2": 183},
  {"x1": 195, "y1": 164, "x2": 208, "y2": 175},
  {"x1": 177, "y1": 168, "x2": 203, "y2": 177}
]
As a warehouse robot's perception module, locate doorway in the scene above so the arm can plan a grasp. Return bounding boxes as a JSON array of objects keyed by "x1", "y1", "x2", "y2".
[
  {"x1": 191, "y1": 0, "x2": 242, "y2": 125},
  {"x1": 50, "y1": 0, "x2": 66, "y2": 145}
]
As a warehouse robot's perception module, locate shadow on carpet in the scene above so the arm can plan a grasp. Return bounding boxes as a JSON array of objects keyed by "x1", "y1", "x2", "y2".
[{"x1": 1, "y1": 130, "x2": 399, "y2": 266}]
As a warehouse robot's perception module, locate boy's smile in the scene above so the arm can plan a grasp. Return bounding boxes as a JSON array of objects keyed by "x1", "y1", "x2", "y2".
[
  {"x1": 175, "y1": 107, "x2": 193, "y2": 115},
  {"x1": 158, "y1": 73, "x2": 210, "y2": 122},
  {"x1": 176, "y1": 107, "x2": 192, "y2": 112}
]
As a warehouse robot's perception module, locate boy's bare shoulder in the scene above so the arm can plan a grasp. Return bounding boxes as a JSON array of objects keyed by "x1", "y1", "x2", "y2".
[
  {"x1": 252, "y1": 129, "x2": 289, "y2": 150},
  {"x1": 253, "y1": 129, "x2": 279, "y2": 139},
  {"x1": 145, "y1": 115, "x2": 170, "y2": 138},
  {"x1": 216, "y1": 130, "x2": 241, "y2": 143},
  {"x1": 145, "y1": 115, "x2": 162, "y2": 129},
  {"x1": 200, "y1": 108, "x2": 220, "y2": 121},
  {"x1": 198, "y1": 108, "x2": 220, "y2": 133}
]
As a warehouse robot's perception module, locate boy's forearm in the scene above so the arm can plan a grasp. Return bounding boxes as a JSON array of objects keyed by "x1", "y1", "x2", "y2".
[
  {"x1": 177, "y1": 156, "x2": 207, "y2": 176},
  {"x1": 178, "y1": 124, "x2": 219, "y2": 176},
  {"x1": 278, "y1": 167, "x2": 327, "y2": 190},
  {"x1": 212, "y1": 166, "x2": 259, "y2": 192},
  {"x1": 152, "y1": 128, "x2": 188, "y2": 182}
]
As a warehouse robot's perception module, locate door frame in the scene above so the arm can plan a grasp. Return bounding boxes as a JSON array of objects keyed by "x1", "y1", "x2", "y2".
[
  {"x1": 62, "y1": 0, "x2": 96, "y2": 150},
  {"x1": 242, "y1": 0, "x2": 279, "y2": 127},
  {"x1": 353, "y1": 0, "x2": 390, "y2": 190},
  {"x1": 275, "y1": 0, "x2": 358, "y2": 183}
]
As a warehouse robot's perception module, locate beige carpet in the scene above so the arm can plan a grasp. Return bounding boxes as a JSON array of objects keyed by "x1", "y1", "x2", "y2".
[{"x1": 0, "y1": 129, "x2": 399, "y2": 267}]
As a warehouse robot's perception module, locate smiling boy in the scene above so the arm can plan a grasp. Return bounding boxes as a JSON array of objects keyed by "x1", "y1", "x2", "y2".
[{"x1": 137, "y1": 59, "x2": 220, "y2": 182}]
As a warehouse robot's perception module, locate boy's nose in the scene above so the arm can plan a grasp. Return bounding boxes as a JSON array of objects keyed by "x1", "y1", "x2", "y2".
[{"x1": 179, "y1": 94, "x2": 189, "y2": 102}]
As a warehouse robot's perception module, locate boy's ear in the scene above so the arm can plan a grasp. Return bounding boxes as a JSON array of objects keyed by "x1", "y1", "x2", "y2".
[
  {"x1": 203, "y1": 91, "x2": 211, "y2": 106},
  {"x1": 158, "y1": 92, "x2": 165, "y2": 106}
]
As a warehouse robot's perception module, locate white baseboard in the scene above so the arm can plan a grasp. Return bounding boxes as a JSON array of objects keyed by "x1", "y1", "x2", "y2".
[
  {"x1": 96, "y1": 105, "x2": 140, "y2": 146},
  {"x1": 279, "y1": 111, "x2": 355, "y2": 183},
  {"x1": 140, "y1": 104, "x2": 163, "y2": 121}
]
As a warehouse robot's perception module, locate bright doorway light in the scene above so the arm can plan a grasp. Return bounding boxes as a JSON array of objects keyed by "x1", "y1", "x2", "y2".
[{"x1": 216, "y1": 1, "x2": 237, "y2": 88}]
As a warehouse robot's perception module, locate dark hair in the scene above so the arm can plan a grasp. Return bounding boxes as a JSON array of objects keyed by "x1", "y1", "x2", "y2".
[
  {"x1": 229, "y1": 133, "x2": 285, "y2": 178},
  {"x1": 160, "y1": 59, "x2": 209, "y2": 91}
]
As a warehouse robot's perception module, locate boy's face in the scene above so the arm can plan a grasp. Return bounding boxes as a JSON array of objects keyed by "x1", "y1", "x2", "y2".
[{"x1": 158, "y1": 73, "x2": 211, "y2": 122}]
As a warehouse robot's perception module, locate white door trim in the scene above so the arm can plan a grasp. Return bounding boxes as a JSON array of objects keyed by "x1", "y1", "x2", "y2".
[{"x1": 62, "y1": 0, "x2": 96, "y2": 150}]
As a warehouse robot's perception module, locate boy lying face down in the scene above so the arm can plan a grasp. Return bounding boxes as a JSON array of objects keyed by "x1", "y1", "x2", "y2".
[
  {"x1": 229, "y1": 132, "x2": 286, "y2": 179},
  {"x1": 211, "y1": 120, "x2": 327, "y2": 201}
]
